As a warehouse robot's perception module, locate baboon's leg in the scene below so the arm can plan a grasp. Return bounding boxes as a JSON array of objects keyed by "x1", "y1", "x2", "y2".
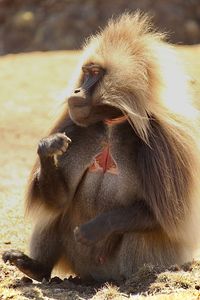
[
  {"x1": 74, "y1": 200, "x2": 159, "y2": 246},
  {"x1": 3, "y1": 222, "x2": 62, "y2": 282}
]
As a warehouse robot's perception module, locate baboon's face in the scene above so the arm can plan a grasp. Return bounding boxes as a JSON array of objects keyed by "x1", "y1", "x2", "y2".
[{"x1": 67, "y1": 62, "x2": 123, "y2": 126}]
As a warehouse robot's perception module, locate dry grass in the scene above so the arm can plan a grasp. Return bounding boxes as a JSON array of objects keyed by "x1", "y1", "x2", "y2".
[{"x1": 0, "y1": 47, "x2": 200, "y2": 299}]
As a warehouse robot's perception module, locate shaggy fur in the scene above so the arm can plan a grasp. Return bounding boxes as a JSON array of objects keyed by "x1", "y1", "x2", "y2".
[{"x1": 11, "y1": 13, "x2": 200, "y2": 281}]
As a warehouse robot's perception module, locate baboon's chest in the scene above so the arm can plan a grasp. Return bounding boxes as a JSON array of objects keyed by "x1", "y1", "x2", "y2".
[
  {"x1": 62, "y1": 120, "x2": 140, "y2": 211},
  {"x1": 76, "y1": 141, "x2": 139, "y2": 214}
]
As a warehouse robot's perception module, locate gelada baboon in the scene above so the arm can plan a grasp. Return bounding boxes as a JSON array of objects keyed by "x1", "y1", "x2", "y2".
[{"x1": 3, "y1": 13, "x2": 200, "y2": 282}]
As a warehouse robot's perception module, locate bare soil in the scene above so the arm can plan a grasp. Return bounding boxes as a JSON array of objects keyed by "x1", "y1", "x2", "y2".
[{"x1": 1, "y1": 48, "x2": 200, "y2": 299}]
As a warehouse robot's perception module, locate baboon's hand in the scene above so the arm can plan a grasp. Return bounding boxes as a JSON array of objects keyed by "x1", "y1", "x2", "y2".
[
  {"x1": 74, "y1": 225, "x2": 97, "y2": 246},
  {"x1": 37, "y1": 133, "x2": 71, "y2": 157},
  {"x1": 74, "y1": 222, "x2": 108, "y2": 246}
]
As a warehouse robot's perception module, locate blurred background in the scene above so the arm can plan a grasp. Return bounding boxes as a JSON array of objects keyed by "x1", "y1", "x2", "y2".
[
  {"x1": 0, "y1": 0, "x2": 200, "y2": 55},
  {"x1": 1, "y1": 1, "x2": 200, "y2": 298}
]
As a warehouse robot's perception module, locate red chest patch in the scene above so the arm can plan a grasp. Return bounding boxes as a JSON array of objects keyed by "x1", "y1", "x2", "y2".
[
  {"x1": 89, "y1": 144, "x2": 118, "y2": 175},
  {"x1": 88, "y1": 115, "x2": 127, "y2": 175}
]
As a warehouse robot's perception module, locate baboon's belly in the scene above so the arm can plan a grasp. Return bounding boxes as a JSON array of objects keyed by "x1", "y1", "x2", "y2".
[
  {"x1": 62, "y1": 167, "x2": 190, "y2": 281},
  {"x1": 73, "y1": 161, "x2": 140, "y2": 218},
  {"x1": 62, "y1": 143, "x2": 152, "y2": 280}
]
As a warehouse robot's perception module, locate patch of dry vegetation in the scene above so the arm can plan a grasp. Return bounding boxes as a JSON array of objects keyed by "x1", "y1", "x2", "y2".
[{"x1": 0, "y1": 48, "x2": 200, "y2": 299}]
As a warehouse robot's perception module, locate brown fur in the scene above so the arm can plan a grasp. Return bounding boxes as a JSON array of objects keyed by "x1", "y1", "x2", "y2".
[{"x1": 20, "y1": 13, "x2": 200, "y2": 280}]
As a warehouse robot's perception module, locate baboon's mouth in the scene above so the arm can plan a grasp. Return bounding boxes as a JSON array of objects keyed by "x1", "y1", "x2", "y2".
[
  {"x1": 71, "y1": 103, "x2": 89, "y2": 108},
  {"x1": 68, "y1": 96, "x2": 89, "y2": 109},
  {"x1": 104, "y1": 114, "x2": 128, "y2": 125}
]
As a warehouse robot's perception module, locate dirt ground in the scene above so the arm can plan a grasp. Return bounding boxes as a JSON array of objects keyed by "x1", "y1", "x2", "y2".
[{"x1": 1, "y1": 47, "x2": 200, "y2": 299}]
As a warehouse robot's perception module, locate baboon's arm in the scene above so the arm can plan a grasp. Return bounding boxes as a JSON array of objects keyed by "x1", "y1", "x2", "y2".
[
  {"x1": 74, "y1": 200, "x2": 159, "y2": 246},
  {"x1": 31, "y1": 133, "x2": 71, "y2": 209}
]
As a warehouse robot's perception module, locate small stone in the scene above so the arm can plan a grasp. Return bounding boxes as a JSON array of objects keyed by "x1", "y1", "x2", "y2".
[
  {"x1": 195, "y1": 285, "x2": 200, "y2": 290},
  {"x1": 182, "y1": 262, "x2": 193, "y2": 272},
  {"x1": 50, "y1": 276, "x2": 63, "y2": 284},
  {"x1": 54, "y1": 288, "x2": 65, "y2": 293},
  {"x1": 168, "y1": 264, "x2": 181, "y2": 272},
  {"x1": 67, "y1": 275, "x2": 82, "y2": 285},
  {"x1": 42, "y1": 278, "x2": 49, "y2": 284}
]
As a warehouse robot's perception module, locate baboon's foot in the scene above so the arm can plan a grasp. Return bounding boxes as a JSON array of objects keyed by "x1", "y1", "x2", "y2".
[
  {"x1": 2, "y1": 250, "x2": 51, "y2": 282},
  {"x1": 37, "y1": 133, "x2": 71, "y2": 157},
  {"x1": 95, "y1": 235, "x2": 122, "y2": 265}
]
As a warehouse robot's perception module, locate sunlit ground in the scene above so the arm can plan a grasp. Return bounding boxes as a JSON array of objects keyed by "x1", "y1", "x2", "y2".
[{"x1": 0, "y1": 47, "x2": 200, "y2": 299}]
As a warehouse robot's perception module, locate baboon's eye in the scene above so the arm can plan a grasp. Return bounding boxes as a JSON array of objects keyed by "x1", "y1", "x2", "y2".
[
  {"x1": 82, "y1": 64, "x2": 104, "y2": 77},
  {"x1": 82, "y1": 66, "x2": 90, "y2": 77},
  {"x1": 80, "y1": 64, "x2": 105, "y2": 92}
]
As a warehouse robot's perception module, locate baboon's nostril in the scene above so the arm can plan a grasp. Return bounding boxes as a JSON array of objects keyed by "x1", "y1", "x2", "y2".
[{"x1": 74, "y1": 89, "x2": 81, "y2": 94}]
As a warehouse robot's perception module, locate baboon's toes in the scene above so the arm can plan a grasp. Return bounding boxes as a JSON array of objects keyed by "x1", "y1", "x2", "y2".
[
  {"x1": 2, "y1": 250, "x2": 51, "y2": 282},
  {"x1": 2, "y1": 249, "x2": 25, "y2": 265}
]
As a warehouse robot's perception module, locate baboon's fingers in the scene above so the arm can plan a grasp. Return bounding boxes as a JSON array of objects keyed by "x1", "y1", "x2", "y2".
[
  {"x1": 38, "y1": 133, "x2": 72, "y2": 157},
  {"x1": 55, "y1": 150, "x2": 64, "y2": 156},
  {"x1": 74, "y1": 226, "x2": 96, "y2": 246},
  {"x1": 62, "y1": 133, "x2": 72, "y2": 144}
]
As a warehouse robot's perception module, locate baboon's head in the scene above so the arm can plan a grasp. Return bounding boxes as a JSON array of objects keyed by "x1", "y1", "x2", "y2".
[{"x1": 68, "y1": 13, "x2": 165, "y2": 141}]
